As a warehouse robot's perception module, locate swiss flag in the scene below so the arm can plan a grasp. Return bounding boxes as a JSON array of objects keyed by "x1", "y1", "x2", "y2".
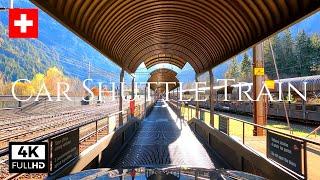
[{"x1": 9, "y1": 8, "x2": 38, "y2": 38}]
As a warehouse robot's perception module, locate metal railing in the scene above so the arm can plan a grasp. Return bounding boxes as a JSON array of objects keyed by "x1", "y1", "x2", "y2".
[
  {"x1": 0, "y1": 101, "x2": 154, "y2": 179},
  {"x1": 169, "y1": 99, "x2": 320, "y2": 180}
]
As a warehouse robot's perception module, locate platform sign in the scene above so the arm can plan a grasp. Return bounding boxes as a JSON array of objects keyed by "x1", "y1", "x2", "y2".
[
  {"x1": 219, "y1": 116, "x2": 229, "y2": 135},
  {"x1": 265, "y1": 80, "x2": 275, "y2": 90},
  {"x1": 51, "y1": 129, "x2": 79, "y2": 173},
  {"x1": 267, "y1": 131, "x2": 302, "y2": 175},
  {"x1": 254, "y1": 67, "x2": 264, "y2": 76}
]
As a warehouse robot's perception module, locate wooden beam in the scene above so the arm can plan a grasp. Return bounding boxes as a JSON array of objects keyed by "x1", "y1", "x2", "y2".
[{"x1": 253, "y1": 43, "x2": 267, "y2": 136}]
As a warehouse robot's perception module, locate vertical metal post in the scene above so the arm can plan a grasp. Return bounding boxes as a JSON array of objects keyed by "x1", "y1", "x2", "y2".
[
  {"x1": 131, "y1": 76, "x2": 135, "y2": 119},
  {"x1": 48, "y1": 138, "x2": 51, "y2": 173},
  {"x1": 119, "y1": 69, "x2": 124, "y2": 126},
  {"x1": 302, "y1": 100, "x2": 306, "y2": 120},
  {"x1": 242, "y1": 122, "x2": 245, "y2": 144},
  {"x1": 304, "y1": 141, "x2": 308, "y2": 179},
  {"x1": 176, "y1": 87, "x2": 179, "y2": 115},
  {"x1": 253, "y1": 43, "x2": 267, "y2": 136},
  {"x1": 95, "y1": 120, "x2": 98, "y2": 142},
  {"x1": 195, "y1": 74, "x2": 200, "y2": 119},
  {"x1": 144, "y1": 85, "x2": 147, "y2": 117},
  {"x1": 176, "y1": 87, "x2": 178, "y2": 100},
  {"x1": 131, "y1": 77, "x2": 135, "y2": 99},
  {"x1": 209, "y1": 69, "x2": 215, "y2": 127}
]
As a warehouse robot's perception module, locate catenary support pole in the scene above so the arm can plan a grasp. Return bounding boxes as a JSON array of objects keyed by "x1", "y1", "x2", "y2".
[
  {"x1": 209, "y1": 69, "x2": 215, "y2": 127},
  {"x1": 195, "y1": 74, "x2": 200, "y2": 119},
  {"x1": 131, "y1": 76, "x2": 135, "y2": 99},
  {"x1": 119, "y1": 69, "x2": 124, "y2": 126},
  {"x1": 253, "y1": 43, "x2": 267, "y2": 136}
]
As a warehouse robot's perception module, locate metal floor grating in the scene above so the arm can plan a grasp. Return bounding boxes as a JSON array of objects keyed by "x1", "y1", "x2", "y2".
[{"x1": 112, "y1": 100, "x2": 218, "y2": 169}]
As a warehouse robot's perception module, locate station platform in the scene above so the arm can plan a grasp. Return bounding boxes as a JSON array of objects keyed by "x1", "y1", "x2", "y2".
[{"x1": 112, "y1": 100, "x2": 225, "y2": 169}]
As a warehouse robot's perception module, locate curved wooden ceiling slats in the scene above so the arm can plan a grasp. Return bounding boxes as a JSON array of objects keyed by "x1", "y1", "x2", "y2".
[
  {"x1": 123, "y1": 37, "x2": 209, "y2": 69},
  {"x1": 264, "y1": 1, "x2": 282, "y2": 25},
  {"x1": 55, "y1": 0, "x2": 65, "y2": 14},
  {"x1": 113, "y1": 19, "x2": 221, "y2": 64},
  {"x1": 134, "y1": 50, "x2": 189, "y2": 69},
  {"x1": 85, "y1": 1, "x2": 113, "y2": 35},
  {"x1": 120, "y1": 33, "x2": 207, "y2": 60},
  {"x1": 150, "y1": 68, "x2": 177, "y2": 76},
  {"x1": 31, "y1": 0, "x2": 320, "y2": 74},
  {"x1": 145, "y1": 57, "x2": 184, "y2": 67},
  {"x1": 120, "y1": 31, "x2": 213, "y2": 62},
  {"x1": 244, "y1": 1, "x2": 268, "y2": 35},
  {"x1": 129, "y1": 48, "x2": 201, "y2": 72},
  {"x1": 275, "y1": 0, "x2": 289, "y2": 22},
  {"x1": 148, "y1": 68, "x2": 179, "y2": 91},
  {"x1": 144, "y1": 56, "x2": 185, "y2": 69},
  {"x1": 102, "y1": 1, "x2": 236, "y2": 54},
  {"x1": 63, "y1": 0, "x2": 76, "y2": 18},
  {"x1": 69, "y1": 0, "x2": 85, "y2": 25},
  {"x1": 146, "y1": 61, "x2": 183, "y2": 70},
  {"x1": 102, "y1": 10, "x2": 228, "y2": 65}
]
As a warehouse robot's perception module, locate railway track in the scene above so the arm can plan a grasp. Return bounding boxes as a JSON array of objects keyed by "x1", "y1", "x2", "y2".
[
  {"x1": 0, "y1": 100, "x2": 145, "y2": 179},
  {"x1": 0, "y1": 104, "x2": 120, "y2": 147},
  {"x1": 2, "y1": 118, "x2": 112, "y2": 180}
]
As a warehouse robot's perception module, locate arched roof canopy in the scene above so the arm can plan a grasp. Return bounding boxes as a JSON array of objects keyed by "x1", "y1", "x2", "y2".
[
  {"x1": 144, "y1": 54, "x2": 185, "y2": 69},
  {"x1": 148, "y1": 68, "x2": 179, "y2": 91},
  {"x1": 31, "y1": 0, "x2": 320, "y2": 74}
]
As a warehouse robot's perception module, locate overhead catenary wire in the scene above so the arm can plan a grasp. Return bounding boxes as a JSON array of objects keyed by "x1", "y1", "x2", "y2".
[
  {"x1": 268, "y1": 39, "x2": 292, "y2": 133},
  {"x1": 28, "y1": 48, "x2": 119, "y2": 82}
]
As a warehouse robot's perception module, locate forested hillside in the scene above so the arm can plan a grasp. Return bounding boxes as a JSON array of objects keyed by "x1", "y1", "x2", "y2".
[
  {"x1": 264, "y1": 30, "x2": 320, "y2": 79},
  {"x1": 0, "y1": 22, "x2": 60, "y2": 81},
  {"x1": 0, "y1": 0, "x2": 119, "y2": 84},
  {"x1": 224, "y1": 30, "x2": 320, "y2": 81}
]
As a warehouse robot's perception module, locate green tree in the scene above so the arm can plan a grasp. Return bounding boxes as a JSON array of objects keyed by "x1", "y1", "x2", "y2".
[
  {"x1": 264, "y1": 35, "x2": 288, "y2": 78},
  {"x1": 273, "y1": 34, "x2": 288, "y2": 78},
  {"x1": 240, "y1": 53, "x2": 252, "y2": 81},
  {"x1": 296, "y1": 30, "x2": 313, "y2": 76},
  {"x1": 282, "y1": 30, "x2": 298, "y2": 76},
  {"x1": 264, "y1": 38, "x2": 275, "y2": 79},
  {"x1": 310, "y1": 34, "x2": 320, "y2": 73},
  {"x1": 225, "y1": 57, "x2": 240, "y2": 80}
]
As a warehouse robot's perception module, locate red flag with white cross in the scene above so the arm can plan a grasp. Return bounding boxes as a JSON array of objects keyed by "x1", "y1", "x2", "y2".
[{"x1": 8, "y1": 8, "x2": 38, "y2": 38}]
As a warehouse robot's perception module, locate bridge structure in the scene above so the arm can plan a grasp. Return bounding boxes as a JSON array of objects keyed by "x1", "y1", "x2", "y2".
[{"x1": 1, "y1": 0, "x2": 320, "y2": 179}]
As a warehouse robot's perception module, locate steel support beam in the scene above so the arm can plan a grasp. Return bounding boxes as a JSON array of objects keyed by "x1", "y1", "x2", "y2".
[
  {"x1": 131, "y1": 77, "x2": 135, "y2": 119},
  {"x1": 119, "y1": 69, "x2": 124, "y2": 126},
  {"x1": 176, "y1": 88, "x2": 179, "y2": 116},
  {"x1": 131, "y1": 77, "x2": 135, "y2": 99},
  {"x1": 209, "y1": 70, "x2": 215, "y2": 127},
  {"x1": 253, "y1": 43, "x2": 267, "y2": 136},
  {"x1": 195, "y1": 74, "x2": 200, "y2": 119},
  {"x1": 144, "y1": 85, "x2": 147, "y2": 117},
  {"x1": 176, "y1": 87, "x2": 178, "y2": 100}
]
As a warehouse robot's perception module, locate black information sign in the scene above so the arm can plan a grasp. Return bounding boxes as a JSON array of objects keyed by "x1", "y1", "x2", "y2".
[
  {"x1": 267, "y1": 131, "x2": 302, "y2": 175},
  {"x1": 219, "y1": 116, "x2": 229, "y2": 135},
  {"x1": 51, "y1": 129, "x2": 79, "y2": 173}
]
